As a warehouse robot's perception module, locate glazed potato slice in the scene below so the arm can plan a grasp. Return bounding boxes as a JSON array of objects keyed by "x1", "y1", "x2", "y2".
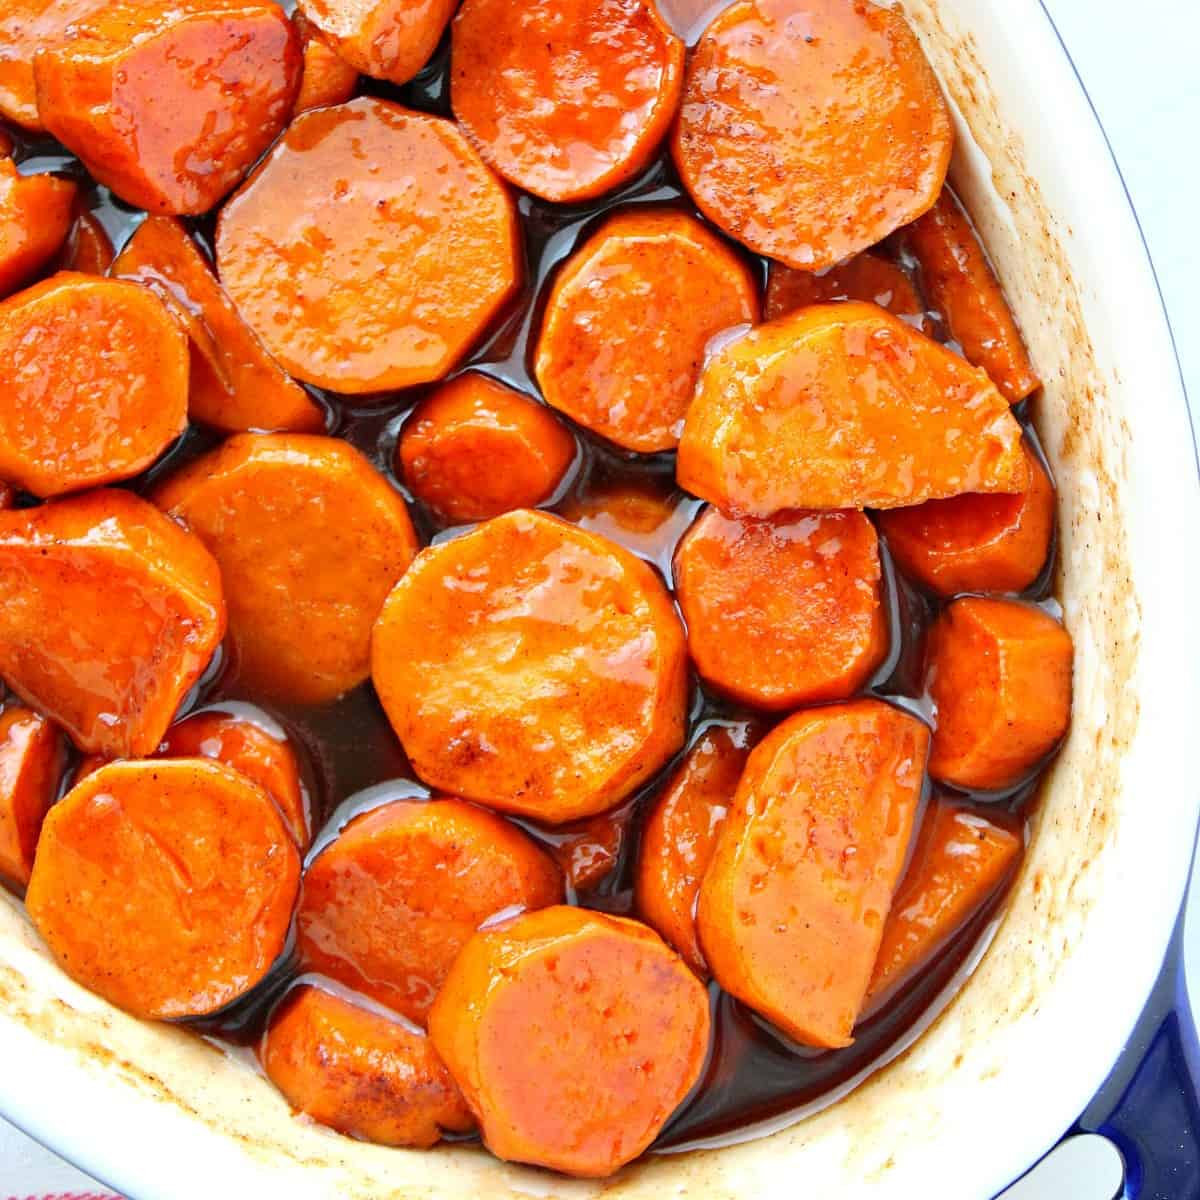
[
  {"x1": 262, "y1": 983, "x2": 473, "y2": 1147},
  {"x1": 55, "y1": 203, "x2": 114, "y2": 275},
  {"x1": 297, "y1": 0, "x2": 453, "y2": 85},
  {"x1": 296, "y1": 798, "x2": 563, "y2": 1024},
  {"x1": 0, "y1": 0, "x2": 98, "y2": 131},
  {"x1": 677, "y1": 301, "x2": 1028, "y2": 515},
  {"x1": 429, "y1": 906, "x2": 710, "y2": 1177},
  {"x1": 698, "y1": 699, "x2": 929, "y2": 1048},
  {"x1": 27, "y1": 759, "x2": 300, "y2": 1019},
  {"x1": 372, "y1": 509, "x2": 689, "y2": 823},
  {"x1": 0, "y1": 160, "x2": 74, "y2": 298},
  {"x1": 34, "y1": 0, "x2": 301, "y2": 213},
  {"x1": 0, "y1": 706, "x2": 65, "y2": 889},
  {"x1": 765, "y1": 252, "x2": 924, "y2": 325},
  {"x1": 0, "y1": 490, "x2": 225, "y2": 758},
  {"x1": 154, "y1": 434, "x2": 418, "y2": 705},
  {"x1": 292, "y1": 12, "x2": 358, "y2": 114}
]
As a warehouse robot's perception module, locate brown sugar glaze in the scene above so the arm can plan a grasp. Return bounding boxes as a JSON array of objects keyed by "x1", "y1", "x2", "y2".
[{"x1": 2, "y1": 28, "x2": 1060, "y2": 1155}]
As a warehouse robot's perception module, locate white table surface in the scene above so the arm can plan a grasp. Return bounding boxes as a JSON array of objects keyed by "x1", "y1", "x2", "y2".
[{"x1": 2, "y1": 2, "x2": 1198, "y2": 1196}]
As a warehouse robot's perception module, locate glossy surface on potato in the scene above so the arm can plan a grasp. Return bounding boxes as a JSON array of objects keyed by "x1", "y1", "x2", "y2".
[
  {"x1": 0, "y1": 706, "x2": 65, "y2": 889},
  {"x1": 0, "y1": 160, "x2": 74, "y2": 297},
  {"x1": 0, "y1": 0, "x2": 98, "y2": 130},
  {"x1": 299, "y1": 0, "x2": 454, "y2": 85},
  {"x1": 764, "y1": 252, "x2": 924, "y2": 324}
]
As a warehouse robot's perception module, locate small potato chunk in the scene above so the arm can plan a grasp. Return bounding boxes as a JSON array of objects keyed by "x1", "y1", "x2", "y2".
[
  {"x1": 550, "y1": 809, "x2": 628, "y2": 892},
  {"x1": 429, "y1": 906, "x2": 710, "y2": 1177},
  {"x1": 673, "y1": 0, "x2": 952, "y2": 270},
  {"x1": 0, "y1": 491, "x2": 225, "y2": 758},
  {"x1": 217, "y1": 98, "x2": 520, "y2": 394},
  {"x1": 154, "y1": 434, "x2": 418, "y2": 705},
  {"x1": 677, "y1": 301, "x2": 1028, "y2": 515},
  {"x1": 372, "y1": 509, "x2": 689, "y2": 823},
  {"x1": 0, "y1": 0, "x2": 96, "y2": 130},
  {"x1": 926, "y1": 597, "x2": 1073, "y2": 790},
  {"x1": 559, "y1": 478, "x2": 695, "y2": 565},
  {"x1": 674, "y1": 507, "x2": 886, "y2": 709},
  {"x1": 297, "y1": 798, "x2": 563, "y2": 1024},
  {"x1": 0, "y1": 706, "x2": 65, "y2": 889},
  {"x1": 262, "y1": 983, "x2": 473, "y2": 1147},
  {"x1": 534, "y1": 209, "x2": 758, "y2": 452},
  {"x1": 55, "y1": 203, "x2": 114, "y2": 276},
  {"x1": 34, "y1": 0, "x2": 301, "y2": 214},
  {"x1": 765, "y1": 253, "x2": 924, "y2": 324},
  {"x1": 451, "y1": 0, "x2": 684, "y2": 203},
  {"x1": 112, "y1": 216, "x2": 324, "y2": 435},
  {"x1": 698, "y1": 699, "x2": 929, "y2": 1048},
  {"x1": 878, "y1": 443, "x2": 1054, "y2": 596},
  {"x1": 292, "y1": 12, "x2": 358, "y2": 114},
  {"x1": 636, "y1": 724, "x2": 757, "y2": 975},
  {"x1": 0, "y1": 160, "x2": 74, "y2": 297},
  {"x1": 27, "y1": 759, "x2": 300, "y2": 1019},
  {"x1": 398, "y1": 374, "x2": 575, "y2": 523},
  {"x1": 0, "y1": 272, "x2": 187, "y2": 496}
]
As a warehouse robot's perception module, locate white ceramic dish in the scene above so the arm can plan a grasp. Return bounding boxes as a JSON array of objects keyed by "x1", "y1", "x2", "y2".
[{"x1": 0, "y1": 1, "x2": 1195, "y2": 1196}]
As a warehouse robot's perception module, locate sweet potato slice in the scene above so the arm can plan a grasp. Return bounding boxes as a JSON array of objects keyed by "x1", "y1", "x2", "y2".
[
  {"x1": 765, "y1": 253, "x2": 924, "y2": 324},
  {"x1": 0, "y1": 272, "x2": 187, "y2": 496},
  {"x1": 0, "y1": 160, "x2": 74, "y2": 297},
  {"x1": 697, "y1": 699, "x2": 929, "y2": 1047},
  {"x1": 673, "y1": 0, "x2": 951, "y2": 271},
  {"x1": 548, "y1": 808, "x2": 629, "y2": 892},
  {"x1": 34, "y1": 0, "x2": 301, "y2": 214},
  {"x1": 636, "y1": 724, "x2": 756, "y2": 974},
  {"x1": 216, "y1": 97, "x2": 520, "y2": 394},
  {"x1": 372, "y1": 509, "x2": 688, "y2": 823},
  {"x1": 160, "y1": 710, "x2": 310, "y2": 849},
  {"x1": 534, "y1": 208, "x2": 758, "y2": 451},
  {"x1": 451, "y1": 0, "x2": 684, "y2": 203},
  {"x1": 677, "y1": 301, "x2": 1028, "y2": 515},
  {"x1": 865, "y1": 801, "x2": 1020, "y2": 1009},
  {"x1": 55, "y1": 203, "x2": 114, "y2": 275},
  {"x1": 907, "y1": 188, "x2": 1039, "y2": 403},
  {"x1": 0, "y1": 490, "x2": 225, "y2": 757},
  {"x1": 262, "y1": 982, "x2": 473, "y2": 1146},
  {"x1": 0, "y1": 0, "x2": 98, "y2": 131},
  {"x1": 112, "y1": 216, "x2": 324, "y2": 434},
  {"x1": 298, "y1": 0, "x2": 453, "y2": 86},
  {"x1": 926, "y1": 597, "x2": 1072, "y2": 790},
  {"x1": 398, "y1": 374, "x2": 575, "y2": 523},
  {"x1": 0, "y1": 705, "x2": 65, "y2": 889},
  {"x1": 26, "y1": 758, "x2": 300, "y2": 1019},
  {"x1": 674, "y1": 507, "x2": 886, "y2": 708},
  {"x1": 429, "y1": 906, "x2": 710, "y2": 1177},
  {"x1": 154, "y1": 433, "x2": 418, "y2": 705},
  {"x1": 878, "y1": 442, "x2": 1054, "y2": 596},
  {"x1": 292, "y1": 12, "x2": 358, "y2": 113},
  {"x1": 297, "y1": 797, "x2": 563, "y2": 1023},
  {"x1": 560, "y1": 478, "x2": 696, "y2": 566}
]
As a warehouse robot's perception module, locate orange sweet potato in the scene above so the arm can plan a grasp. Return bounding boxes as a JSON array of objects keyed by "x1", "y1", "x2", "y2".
[
  {"x1": 765, "y1": 253, "x2": 924, "y2": 324},
  {"x1": 0, "y1": 490, "x2": 225, "y2": 757},
  {"x1": 677, "y1": 301, "x2": 1028, "y2": 515},
  {"x1": 112, "y1": 216, "x2": 324, "y2": 434},
  {"x1": 549, "y1": 807, "x2": 629, "y2": 892},
  {"x1": 865, "y1": 800, "x2": 1020, "y2": 1009},
  {"x1": 55, "y1": 203, "x2": 114, "y2": 275},
  {"x1": 429, "y1": 906, "x2": 710, "y2": 1176},
  {"x1": 217, "y1": 97, "x2": 520, "y2": 394},
  {"x1": 34, "y1": 0, "x2": 301, "y2": 214},
  {"x1": 674, "y1": 506, "x2": 886, "y2": 708},
  {"x1": 697, "y1": 699, "x2": 929, "y2": 1047},
  {"x1": 636, "y1": 724, "x2": 756, "y2": 974},
  {"x1": 154, "y1": 433, "x2": 417, "y2": 705},
  {"x1": 559, "y1": 478, "x2": 697, "y2": 566},
  {"x1": 534, "y1": 208, "x2": 758, "y2": 451},
  {"x1": 297, "y1": 797, "x2": 563, "y2": 1023},
  {"x1": 0, "y1": 160, "x2": 74, "y2": 297},
  {"x1": 878, "y1": 442, "x2": 1054, "y2": 596},
  {"x1": 262, "y1": 982, "x2": 473, "y2": 1147},
  {"x1": 159, "y1": 710, "x2": 310, "y2": 849},
  {"x1": 26, "y1": 758, "x2": 300, "y2": 1018},
  {"x1": 0, "y1": 705, "x2": 65, "y2": 889},
  {"x1": 372, "y1": 509, "x2": 688, "y2": 823},
  {"x1": 0, "y1": 0, "x2": 98, "y2": 131},
  {"x1": 907, "y1": 188, "x2": 1040, "y2": 403},
  {"x1": 398, "y1": 374, "x2": 575, "y2": 523},
  {"x1": 673, "y1": 0, "x2": 952, "y2": 271},
  {"x1": 451, "y1": 0, "x2": 684, "y2": 203},
  {"x1": 297, "y1": 0, "x2": 453, "y2": 86},
  {"x1": 926, "y1": 597, "x2": 1073, "y2": 790},
  {"x1": 0, "y1": 272, "x2": 187, "y2": 496},
  {"x1": 292, "y1": 12, "x2": 358, "y2": 113}
]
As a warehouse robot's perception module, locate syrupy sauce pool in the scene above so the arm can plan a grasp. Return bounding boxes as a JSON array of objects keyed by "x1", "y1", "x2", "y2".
[{"x1": 4, "y1": 27, "x2": 1061, "y2": 1158}]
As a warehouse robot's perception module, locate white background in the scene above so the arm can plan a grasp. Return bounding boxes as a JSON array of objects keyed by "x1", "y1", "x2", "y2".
[{"x1": 2, "y1": 1, "x2": 1198, "y2": 1196}]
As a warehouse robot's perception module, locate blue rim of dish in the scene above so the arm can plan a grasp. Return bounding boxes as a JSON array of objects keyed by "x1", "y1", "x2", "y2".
[{"x1": 6, "y1": 6, "x2": 1198, "y2": 1198}]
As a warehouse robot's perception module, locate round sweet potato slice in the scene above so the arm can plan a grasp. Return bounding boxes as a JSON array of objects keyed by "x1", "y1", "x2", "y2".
[
  {"x1": 428, "y1": 906, "x2": 710, "y2": 1176},
  {"x1": 26, "y1": 758, "x2": 300, "y2": 1019},
  {"x1": 298, "y1": 0, "x2": 454, "y2": 85},
  {"x1": 372, "y1": 509, "x2": 688, "y2": 823}
]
